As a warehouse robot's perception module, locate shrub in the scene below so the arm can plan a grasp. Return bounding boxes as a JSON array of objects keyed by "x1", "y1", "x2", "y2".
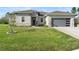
[{"x1": 0, "y1": 17, "x2": 8, "y2": 24}]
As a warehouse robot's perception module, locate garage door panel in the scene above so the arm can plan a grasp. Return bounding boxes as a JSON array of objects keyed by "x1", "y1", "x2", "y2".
[
  {"x1": 53, "y1": 20, "x2": 66, "y2": 27},
  {"x1": 52, "y1": 18, "x2": 70, "y2": 27}
]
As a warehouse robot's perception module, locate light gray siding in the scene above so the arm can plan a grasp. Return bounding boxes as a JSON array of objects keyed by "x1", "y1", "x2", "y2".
[
  {"x1": 37, "y1": 16, "x2": 45, "y2": 26},
  {"x1": 15, "y1": 14, "x2": 31, "y2": 26},
  {"x1": 12, "y1": 13, "x2": 45, "y2": 26}
]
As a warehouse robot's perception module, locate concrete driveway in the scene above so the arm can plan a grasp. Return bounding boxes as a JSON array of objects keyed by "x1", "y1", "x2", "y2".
[{"x1": 54, "y1": 27, "x2": 79, "y2": 39}]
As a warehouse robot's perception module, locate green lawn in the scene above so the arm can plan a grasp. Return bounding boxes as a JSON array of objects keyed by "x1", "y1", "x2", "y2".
[{"x1": 0, "y1": 24, "x2": 79, "y2": 51}]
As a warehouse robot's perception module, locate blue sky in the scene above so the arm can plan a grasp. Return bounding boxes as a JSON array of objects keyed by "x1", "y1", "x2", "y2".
[{"x1": 0, "y1": 7, "x2": 72, "y2": 18}]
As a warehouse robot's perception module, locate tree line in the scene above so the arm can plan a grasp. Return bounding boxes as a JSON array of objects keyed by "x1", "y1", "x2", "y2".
[{"x1": 0, "y1": 16, "x2": 8, "y2": 24}]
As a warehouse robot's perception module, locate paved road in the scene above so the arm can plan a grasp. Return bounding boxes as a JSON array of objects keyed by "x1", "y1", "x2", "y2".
[{"x1": 54, "y1": 27, "x2": 79, "y2": 39}]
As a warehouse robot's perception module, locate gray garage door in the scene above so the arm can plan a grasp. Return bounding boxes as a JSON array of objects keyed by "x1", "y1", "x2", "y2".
[{"x1": 52, "y1": 18, "x2": 70, "y2": 27}]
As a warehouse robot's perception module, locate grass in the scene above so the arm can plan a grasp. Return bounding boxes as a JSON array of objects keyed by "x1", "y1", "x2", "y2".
[{"x1": 0, "y1": 24, "x2": 79, "y2": 51}]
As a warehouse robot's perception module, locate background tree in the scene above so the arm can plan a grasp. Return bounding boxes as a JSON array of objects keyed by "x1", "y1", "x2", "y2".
[
  {"x1": 71, "y1": 7, "x2": 77, "y2": 14},
  {"x1": 0, "y1": 15, "x2": 8, "y2": 24},
  {"x1": 71, "y1": 7, "x2": 79, "y2": 26}
]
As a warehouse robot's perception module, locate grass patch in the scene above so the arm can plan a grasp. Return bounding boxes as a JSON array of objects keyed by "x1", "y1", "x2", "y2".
[{"x1": 0, "y1": 24, "x2": 79, "y2": 51}]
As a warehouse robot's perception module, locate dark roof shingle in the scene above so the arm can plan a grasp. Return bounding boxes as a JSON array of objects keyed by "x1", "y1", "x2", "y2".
[
  {"x1": 47, "y1": 11, "x2": 76, "y2": 16},
  {"x1": 11, "y1": 10, "x2": 47, "y2": 14}
]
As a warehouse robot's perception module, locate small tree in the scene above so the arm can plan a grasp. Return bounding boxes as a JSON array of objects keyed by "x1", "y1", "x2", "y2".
[
  {"x1": 0, "y1": 16, "x2": 8, "y2": 24},
  {"x1": 6, "y1": 12, "x2": 16, "y2": 34}
]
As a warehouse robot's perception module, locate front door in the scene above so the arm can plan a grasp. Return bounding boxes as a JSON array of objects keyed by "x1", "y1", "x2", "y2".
[{"x1": 31, "y1": 17, "x2": 36, "y2": 26}]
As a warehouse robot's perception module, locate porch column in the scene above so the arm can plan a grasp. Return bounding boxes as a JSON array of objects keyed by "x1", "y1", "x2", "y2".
[
  {"x1": 36, "y1": 14, "x2": 39, "y2": 26},
  {"x1": 70, "y1": 18, "x2": 74, "y2": 27},
  {"x1": 48, "y1": 16, "x2": 52, "y2": 27},
  {"x1": 46, "y1": 16, "x2": 52, "y2": 27}
]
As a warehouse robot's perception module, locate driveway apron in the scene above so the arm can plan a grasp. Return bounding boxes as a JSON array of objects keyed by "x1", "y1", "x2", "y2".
[{"x1": 54, "y1": 27, "x2": 79, "y2": 39}]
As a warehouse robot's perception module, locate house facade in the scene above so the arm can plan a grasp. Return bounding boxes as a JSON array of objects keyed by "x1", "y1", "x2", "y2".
[
  {"x1": 8, "y1": 10, "x2": 76, "y2": 27},
  {"x1": 8, "y1": 10, "x2": 46, "y2": 26}
]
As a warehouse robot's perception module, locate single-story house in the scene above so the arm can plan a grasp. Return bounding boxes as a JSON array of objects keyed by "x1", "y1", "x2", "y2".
[{"x1": 8, "y1": 10, "x2": 76, "y2": 27}]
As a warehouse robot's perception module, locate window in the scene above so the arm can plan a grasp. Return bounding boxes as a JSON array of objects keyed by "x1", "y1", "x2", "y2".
[
  {"x1": 41, "y1": 18, "x2": 43, "y2": 22},
  {"x1": 66, "y1": 18, "x2": 70, "y2": 26},
  {"x1": 21, "y1": 17, "x2": 25, "y2": 22}
]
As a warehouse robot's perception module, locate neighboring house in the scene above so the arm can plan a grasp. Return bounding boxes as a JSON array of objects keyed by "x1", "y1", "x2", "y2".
[{"x1": 8, "y1": 10, "x2": 76, "y2": 27}]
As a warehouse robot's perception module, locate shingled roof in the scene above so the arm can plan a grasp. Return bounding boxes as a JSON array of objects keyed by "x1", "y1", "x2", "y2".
[
  {"x1": 9, "y1": 10, "x2": 76, "y2": 16},
  {"x1": 47, "y1": 11, "x2": 76, "y2": 16},
  {"x1": 12, "y1": 10, "x2": 37, "y2": 14},
  {"x1": 10, "y1": 10, "x2": 47, "y2": 15}
]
